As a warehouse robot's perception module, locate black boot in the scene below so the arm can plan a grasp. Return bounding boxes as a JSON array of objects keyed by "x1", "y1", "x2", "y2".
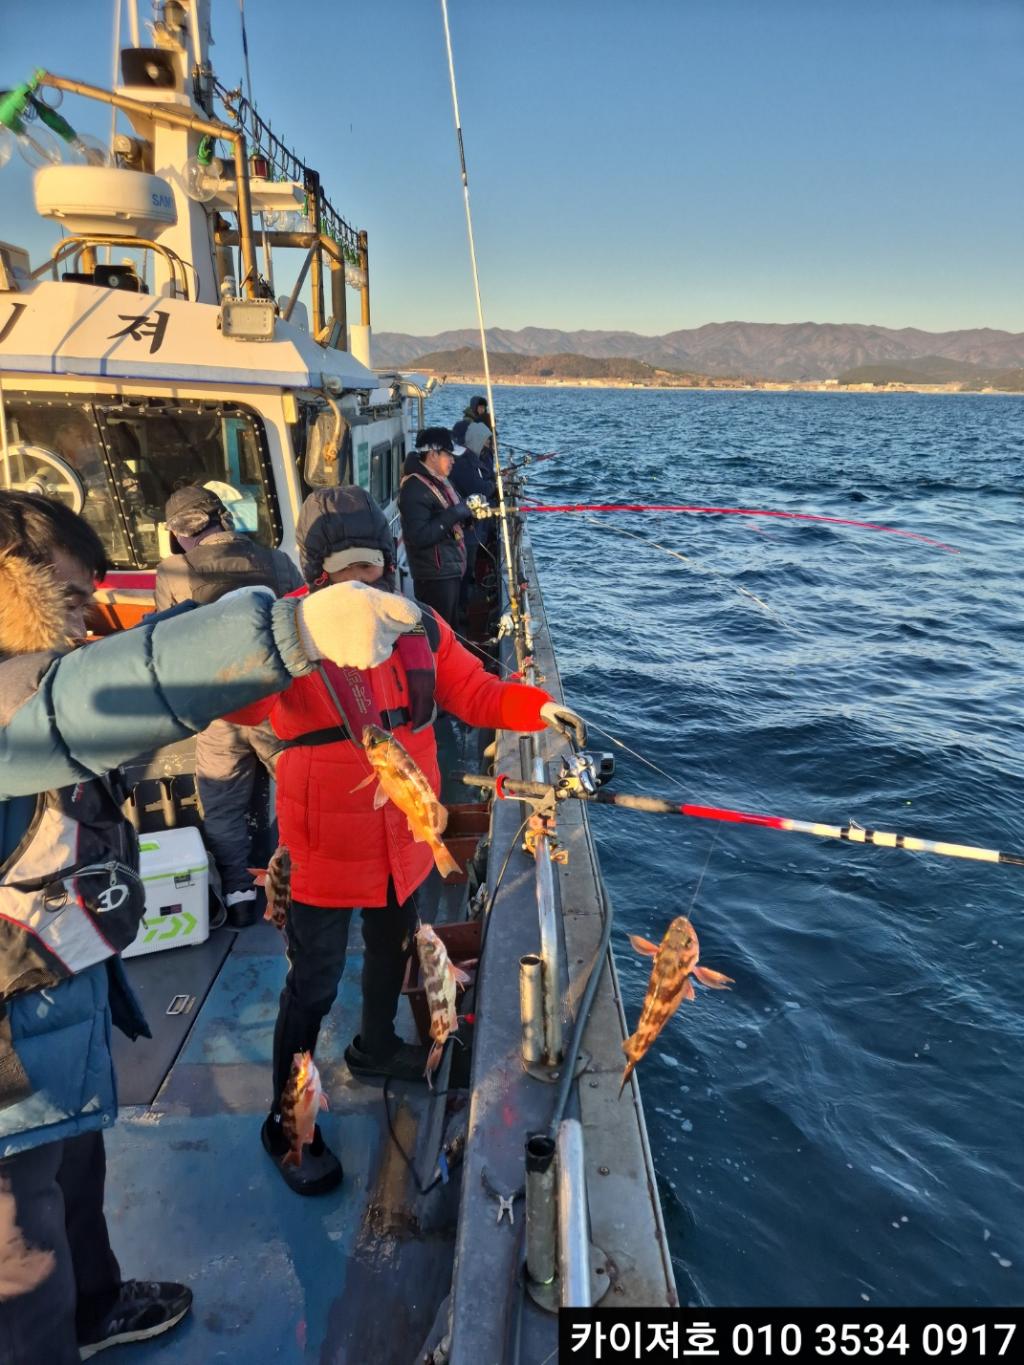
[
  {"x1": 344, "y1": 1034, "x2": 431, "y2": 1083},
  {"x1": 260, "y1": 1113, "x2": 343, "y2": 1195}
]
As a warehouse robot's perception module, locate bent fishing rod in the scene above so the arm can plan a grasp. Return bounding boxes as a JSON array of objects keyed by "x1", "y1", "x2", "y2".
[{"x1": 463, "y1": 766, "x2": 1024, "y2": 869}]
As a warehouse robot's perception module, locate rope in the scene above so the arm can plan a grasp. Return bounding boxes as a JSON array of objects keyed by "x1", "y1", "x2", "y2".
[{"x1": 438, "y1": 0, "x2": 524, "y2": 657}]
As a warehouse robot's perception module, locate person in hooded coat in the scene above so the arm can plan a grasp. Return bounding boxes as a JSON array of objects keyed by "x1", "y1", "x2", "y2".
[
  {"x1": 154, "y1": 485, "x2": 303, "y2": 925},
  {"x1": 451, "y1": 395, "x2": 490, "y2": 447},
  {"x1": 226, "y1": 485, "x2": 586, "y2": 1196}
]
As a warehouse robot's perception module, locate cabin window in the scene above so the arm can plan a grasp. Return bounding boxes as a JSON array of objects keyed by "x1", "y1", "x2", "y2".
[
  {"x1": 1, "y1": 393, "x2": 278, "y2": 570},
  {"x1": 370, "y1": 440, "x2": 392, "y2": 506}
]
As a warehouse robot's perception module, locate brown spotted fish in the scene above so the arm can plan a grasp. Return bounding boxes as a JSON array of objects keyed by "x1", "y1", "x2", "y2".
[
  {"x1": 414, "y1": 923, "x2": 470, "y2": 1083},
  {"x1": 280, "y1": 1051, "x2": 328, "y2": 1167},
  {"x1": 360, "y1": 725, "x2": 460, "y2": 878},
  {"x1": 248, "y1": 845, "x2": 291, "y2": 931},
  {"x1": 620, "y1": 916, "x2": 733, "y2": 1096}
]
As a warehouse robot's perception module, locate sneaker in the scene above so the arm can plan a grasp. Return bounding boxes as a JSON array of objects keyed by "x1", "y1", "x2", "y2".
[
  {"x1": 225, "y1": 887, "x2": 259, "y2": 928},
  {"x1": 344, "y1": 1034, "x2": 430, "y2": 1083},
  {"x1": 260, "y1": 1113, "x2": 343, "y2": 1195},
  {"x1": 78, "y1": 1280, "x2": 192, "y2": 1358}
]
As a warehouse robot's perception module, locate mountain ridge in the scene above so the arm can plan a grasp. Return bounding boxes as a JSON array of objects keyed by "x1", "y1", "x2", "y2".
[{"x1": 374, "y1": 321, "x2": 1024, "y2": 380}]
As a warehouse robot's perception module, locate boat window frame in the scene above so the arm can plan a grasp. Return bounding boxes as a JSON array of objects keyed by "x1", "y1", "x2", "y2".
[{"x1": 1, "y1": 388, "x2": 282, "y2": 570}]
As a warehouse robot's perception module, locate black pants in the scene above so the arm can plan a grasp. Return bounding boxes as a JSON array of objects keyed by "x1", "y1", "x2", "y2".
[
  {"x1": 0, "y1": 1131, "x2": 121, "y2": 1365},
  {"x1": 271, "y1": 885, "x2": 418, "y2": 1111},
  {"x1": 413, "y1": 576, "x2": 461, "y2": 631}
]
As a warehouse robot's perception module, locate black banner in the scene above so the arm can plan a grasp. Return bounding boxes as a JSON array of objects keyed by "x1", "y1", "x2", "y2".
[{"x1": 559, "y1": 1308, "x2": 1022, "y2": 1364}]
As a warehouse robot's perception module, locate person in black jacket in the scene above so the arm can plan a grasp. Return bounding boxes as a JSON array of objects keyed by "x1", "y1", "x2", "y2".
[
  {"x1": 450, "y1": 425, "x2": 497, "y2": 611},
  {"x1": 452, "y1": 395, "x2": 490, "y2": 447},
  {"x1": 398, "y1": 428, "x2": 474, "y2": 629}
]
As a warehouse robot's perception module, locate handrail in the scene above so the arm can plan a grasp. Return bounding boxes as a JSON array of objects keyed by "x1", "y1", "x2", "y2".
[{"x1": 40, "y1": 235, "x2": 190, "y2": 300}]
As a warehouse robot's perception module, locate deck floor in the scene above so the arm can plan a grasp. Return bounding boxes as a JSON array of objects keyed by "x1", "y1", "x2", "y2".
[{"x1": 107, "y1": 914, "x2": 460, "y2": 1363}]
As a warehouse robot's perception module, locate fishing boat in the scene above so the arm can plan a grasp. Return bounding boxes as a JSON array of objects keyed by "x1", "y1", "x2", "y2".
[{"x1": 0, "y1": 3, "x2": 675, "y2": 1359}]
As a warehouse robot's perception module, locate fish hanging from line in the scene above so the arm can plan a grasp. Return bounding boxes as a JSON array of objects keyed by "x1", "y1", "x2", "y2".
[
  {"x1": 415, "y1": 923, "x2": 471, "y2": 1083},
  {"x1": 280, "y1": 1051, "x2": 328, "y2": 1168},
  {"x1": 359, "y1": 724, "x2": 461, "y2": 878},
  {"x1": 620, "y1": 916, "x2": 734, "y2": 1097},
  {"x1": 248, "y1": 845, "x2": 291, "y2": 931}
]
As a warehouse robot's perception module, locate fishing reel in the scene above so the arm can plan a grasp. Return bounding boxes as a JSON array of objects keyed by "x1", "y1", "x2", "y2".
[
  {"x1": 556, "y1": 751, "x2": 615, "y2": 798},
  {"x1": 465, "y1": 493, "x2": 494, "y2": 520}
]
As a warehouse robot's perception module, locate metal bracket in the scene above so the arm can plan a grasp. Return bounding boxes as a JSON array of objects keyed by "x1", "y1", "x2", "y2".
[{"x1": 522, "y1": 1049, "x2": 590, "y2": 1085}]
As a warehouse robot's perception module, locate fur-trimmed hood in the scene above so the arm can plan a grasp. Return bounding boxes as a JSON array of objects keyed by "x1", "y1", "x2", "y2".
[{"x1": 0, "y1": 554, "x2": 68, "y2": 660}]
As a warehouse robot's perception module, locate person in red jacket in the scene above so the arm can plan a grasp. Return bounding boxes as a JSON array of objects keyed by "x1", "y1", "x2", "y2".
[{"x1": 229, "y1": 486, "x2": 585, "y2": 1195}]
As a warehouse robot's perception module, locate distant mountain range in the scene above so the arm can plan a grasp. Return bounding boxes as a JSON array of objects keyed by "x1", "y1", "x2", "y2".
[
  {"x1": 409, "y1": 347, "x2": 709, "y2": 383},
  {"x1": 375, "y1": 322, "x2": 1024, "y2": 382}
]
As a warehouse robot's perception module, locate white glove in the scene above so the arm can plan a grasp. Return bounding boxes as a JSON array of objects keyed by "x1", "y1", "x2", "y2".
[
  {"x1": 295, "y1": 582, "x2": 422, "y2": 670},
  {"x1": 540, "y1": 700, "x2": 587, "y2": 747}
]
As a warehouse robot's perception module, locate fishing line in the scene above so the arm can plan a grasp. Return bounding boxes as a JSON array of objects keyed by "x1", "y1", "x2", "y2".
[
  {"x1": 685, "y1": 833, "x2": 718, "y2": 917},
  {"x1": 518, "y1": 501, "x2": 959, "y2": 553},
  {"x1": 583, "y1": 515, "x2": 790, "y2": 628}
]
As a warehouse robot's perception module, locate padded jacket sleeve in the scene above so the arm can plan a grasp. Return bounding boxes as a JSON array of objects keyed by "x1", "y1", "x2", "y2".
[
  {"x1": 0, "y1": 591, "x2": 312, "y2": 798},
  {"x1": 431, "y1": 615, "x2": 550, "y2": 732},
  {"x1": 399, "y1": 478, "x2": 451, "y2": 550}
]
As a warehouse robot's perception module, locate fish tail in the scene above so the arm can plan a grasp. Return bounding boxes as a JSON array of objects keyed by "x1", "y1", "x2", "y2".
[
  {"x1": 431, "y1": 838, "x2": 461, "y2": 879},
  {"x1": 618, "y1": 1059, "x2": 637, "y2": 1098}
]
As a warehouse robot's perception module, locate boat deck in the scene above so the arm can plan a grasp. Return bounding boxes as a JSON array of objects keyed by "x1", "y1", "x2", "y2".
[{"x1": 106, "y1": 723, "x2": 477, "y2": 1364}]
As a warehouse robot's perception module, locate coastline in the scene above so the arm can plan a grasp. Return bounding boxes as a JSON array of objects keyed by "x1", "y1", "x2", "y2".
[{"x1": 415, "y1": 373, "x2": 1022, "y2": 396}]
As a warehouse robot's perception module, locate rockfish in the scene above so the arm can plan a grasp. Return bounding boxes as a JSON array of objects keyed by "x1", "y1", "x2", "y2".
[
  {"x1": 415, "y1": 923, "x2": 471, "y2": 1083},
  {"x1": 280, "y1": 1051, "x2": 328, "y2": 1167},
  {"x1": 360, "y1": 724, "x2": 460, "y2": 878},
  {"x1": 248, "y1": 845, "x2": 291, "y2": 930},
  {"x1": 620, "y1": 916, "x2": 733, "y2": 1096}
]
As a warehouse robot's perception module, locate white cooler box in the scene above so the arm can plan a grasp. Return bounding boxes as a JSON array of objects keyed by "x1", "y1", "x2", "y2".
[{"x1": 122, "y1": 827, "x2": 211, "y2": 959}]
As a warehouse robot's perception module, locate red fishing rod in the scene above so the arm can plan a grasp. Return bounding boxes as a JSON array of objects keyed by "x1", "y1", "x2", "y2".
[
  {"x1": 512, "y1": 501, "x2": 959, "y2": 553},
  {"x1": 463, "y1": 773, "x2": 1023, "y2": 868}
]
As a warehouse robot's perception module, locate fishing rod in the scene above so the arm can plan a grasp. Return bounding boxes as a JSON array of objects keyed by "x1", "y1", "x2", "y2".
[
  {"x1": 463, "y1": 767, "x2": 1024, "y2": 869},
  {"x1": 513, "y1": 502, "x2": 959, "y2": 553}
]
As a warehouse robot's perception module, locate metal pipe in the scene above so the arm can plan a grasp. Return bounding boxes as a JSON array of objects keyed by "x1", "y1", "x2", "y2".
[
  {"x1": 519, "y1": 955, "x2": 544, "y2": 1064},
  {"x1": 524, "y1": 1133, "x2": 557, "y2": 1288},
  {"x1": 309, "y1": 237, "x2": 324, "y2": 337},
  {"x1": 329, "y1": 254, "x2": 347, "y2": 345},
  {"x1": 280, "y1": 242, "x2": 316, "y2": 321},
  {"x1": 357, "y1": 229, "x2": 370, "y2": 326},
  {"x1": 556, "y1": 1119, "x2": 591, "y2": 1307},
  {"x1": 535, "y1": 838, "x2": 562, "y2": 1064},
  {"x1": 0, "y1": 377, "x2": 12, "y2": 492},
  {"x1": 230, "y1": 132, "x2": 259, "y2": 299}
]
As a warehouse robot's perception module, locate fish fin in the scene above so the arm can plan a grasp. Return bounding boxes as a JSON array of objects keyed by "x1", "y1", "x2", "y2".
[
  {"x1": 247, "y1": 866, "x2": 268, "y2": 886},
  {"x1": 282, "y1": 1150, "x2": 301, "y2": 1168},
  {"x1": 452, "y1": 966, "x2": 472, "y2": 985},
  {"x1": 628, "y1": 934, "x2": 659, "y2": 958},
  {"x1": 693, "y1": 966, "x2": 734, "y2": 989},
  {"x1": 432, "y1": 841, "x2": 462, "y2": 879},
  {"x1": 681, "y1": 976, "x2": 696, "y2": 1002},
  {"x1": 319, "y1": 1094, "x2": 329, "y2": 1111},
  {"x1": 372, "y1": 784, "x2": 390, "y2": 810},
  {"x1": 618, "y1": 1059, "x2": 637, "y2": 1098},
  {"x1": 351, "y1": 772, "x2": 376, "y2": 793}
]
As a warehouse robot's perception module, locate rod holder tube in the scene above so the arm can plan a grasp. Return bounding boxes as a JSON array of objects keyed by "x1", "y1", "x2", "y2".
[
  {"x1": 556, "y1": 1119, "x2": 591, "y2": 1307},
  {"x1": 524, "y1": 1134, "x2": 557, "y2": 1288},
  {"x1": 519, "y1": 955, "x2": 544, "y2": 1064},
  {"x1": 535, "y1": 838, "x2": 562, "y2": 1064}
]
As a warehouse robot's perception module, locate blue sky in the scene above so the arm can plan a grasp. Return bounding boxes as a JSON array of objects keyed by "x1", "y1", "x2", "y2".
[{"x1": 3, "y1": 0, "x2": 1022, "y2": 336}]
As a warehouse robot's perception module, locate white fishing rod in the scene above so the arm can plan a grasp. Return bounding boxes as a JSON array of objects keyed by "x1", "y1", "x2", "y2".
[{"x1": 438, "y1": 0, "x2": 525, "y2": 662}]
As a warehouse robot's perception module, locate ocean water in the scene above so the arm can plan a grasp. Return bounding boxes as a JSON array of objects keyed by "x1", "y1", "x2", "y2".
[{"x1": 439, "y1": 383, "x2": 1024, "y2": 1309}]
